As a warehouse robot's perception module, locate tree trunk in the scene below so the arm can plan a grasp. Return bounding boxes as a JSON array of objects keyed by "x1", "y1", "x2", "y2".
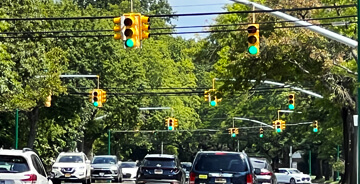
[
  {"x1": 27, "y1": 107, "x2": 39, "y2": 149},
  {"x1": 341, "y1": 107, "x2": 355, "y2": 184},
  {"x1": 315, "y1": 158, "x2": 323, "y2": 180}
]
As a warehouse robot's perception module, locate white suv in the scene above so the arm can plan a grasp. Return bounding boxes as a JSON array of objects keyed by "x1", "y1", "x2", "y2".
[
  {"x1": 51, "y1": 152, "x2": 91, "y2": 184},
  {"x1": 0, "y1": 148, "x2": 53, "y2": 184}
]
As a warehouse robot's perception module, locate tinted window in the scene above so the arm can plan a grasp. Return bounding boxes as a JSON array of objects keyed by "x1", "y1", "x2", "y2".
[
  {"x1": 250, "y1": 159, "x2": 266, "y2": 169},
  {"x1": 121, "y1": 162, "x2": 136, "y2": 168},
  {"x1": 92, "y1": 157, "x2": 116, "y2": 164},
  {"x1": 0, "y1": 155, "x2": 30, "y2": 173},
  {"x1": 194, "y1": 153, "x2": 248, "y2": 172},
  {"x1": 289, "y1": 169, "x2": 301, "y2": 174},
  {"x1": 144, "y1": 158, "x2": 176, "y2": 167},
  {"x1": 31, "y1": 155, "x2": 46, "y2": 177},
  {"x1": 58, "y1": 155, "x2": 83, "y2": 163}
]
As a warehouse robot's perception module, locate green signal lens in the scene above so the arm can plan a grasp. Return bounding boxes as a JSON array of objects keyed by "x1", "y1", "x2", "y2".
[
  {"x1": 93, "y1": 101, "x2": 99, "y2": 107},
  {"x1": 313, "y1": 128, "x2": 318, "y2": 132},
  {"x1": 260, "y1": 134, "x2": 263, "y2": 138},
  {"x1": 288, "y1": 104, "x2": 294, "y2": 110},
  {"x1": 248, "y1": 46, "x2": 258, "y2": 55},
  {"x1": 276, "y1": 128, "x2": 282, "y2": 133},
  {"x1": 168, "y1": 126, "x2": 173, "y2": 130},
  {"x1": 125, "y1": 39, "x2": 134, "y2": 47},
  {"x1": 231, "y1": 133, "x2": 236, "y2": 137},
  {"x1": 210, "y1": 101, "x2": 216, "y2": 106}
]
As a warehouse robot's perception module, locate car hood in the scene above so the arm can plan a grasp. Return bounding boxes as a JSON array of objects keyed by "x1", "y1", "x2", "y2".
[
  {"x1": 91, "y1": 164, "x2": 117, "y2": 169},
  {"x1": 53, "y1": 162, "x2": 86, "y2": 167}
]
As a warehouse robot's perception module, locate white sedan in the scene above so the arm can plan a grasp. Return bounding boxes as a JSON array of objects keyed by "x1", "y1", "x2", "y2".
[{"x1": 275, "y1": 168, "x2": 311, "y2": 184}]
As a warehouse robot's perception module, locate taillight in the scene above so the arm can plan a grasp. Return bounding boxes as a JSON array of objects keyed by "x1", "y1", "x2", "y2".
[
  {"x1": 246, "y1": 174, "x2": 253, "y2": 184},
  {"x1": 260, "y1": 171, "x2": 272, "y2": 175},
  {"x1": 21, "y1": 174, "x2": 37, "y2": 184},
  {"x1": 189, "y1": 172, "x2": 196, "y2": 184}
]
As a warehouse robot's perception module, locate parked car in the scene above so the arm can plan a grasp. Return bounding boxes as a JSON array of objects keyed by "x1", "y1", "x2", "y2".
[
  {"x1": 120, "y1": 161, "x2": 138, "y2": 180},
  {"x1": 136, "y1": 154, "x2": 186, "y2": 184},
  {"x1": 275, "y1": 168, "x2": 311, "y2": 184},
  {"x1": 181, "y1": 162, "x2": 192, "y2": 181},
  {"x1": 0, "y1": 148, "x2": 53, "y2": 184},
  {"x1": 189, "y1": 151, "x2": 259, "y2": 184},
  {"x1": 51, "y1": 152, "x2": 91, "y2": 184},
  {"x1": 250, "y1": 157, "x2": 277, "y2": 184},
  {"x1": 91, "y1": 155, "x2": 122, "y2": 182}
]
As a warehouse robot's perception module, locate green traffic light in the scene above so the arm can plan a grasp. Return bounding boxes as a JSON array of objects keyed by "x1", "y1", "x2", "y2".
[
  {"x1": 248, "y1": 46, "x2": 258, "y2": 55},
  {"x1": 93, "y1": 101, "x2": 99, "y2": 107},
  {"x1": 231, "y1": 133, "x2": 236, "y2": 137},
  {"x1": 288, "y1": 104, "x2": 294, "y2": 110},
  {"x1": 313, "y1": 128, "x2": 318, "y2": 132},
  {"x1": 168, "y1": 126, "x2": 173, "y2": 131},
  {"x1": 276, "y1": 128, "x2": 282, "y2": 133},
  {"x1": 210, "y1": 101, "x2": 216, "y2": 106},
  {"x1": 259, "y1": 134, "x2": 263, "y2": 138},
  {"x1": 125, "y1": 39, "x2": 134, "y2": 48}
]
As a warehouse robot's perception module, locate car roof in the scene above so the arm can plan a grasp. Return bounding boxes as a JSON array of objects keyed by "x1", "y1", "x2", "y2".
[
  {"x1": 197, "y1": 151, "x2": 244, "y2": 155},
  {"x1": 94, "y1": 155, "x2": 116, "y2": 158},
  {"x1": 59, "y1": 152, "x2": 84, "y2": 156},
  {"x1": 0, "y1": 148, "x2": 36, "y2": 156},
  {"x1": 144, "y1": 154, "x2": 175, "y2": 159}
]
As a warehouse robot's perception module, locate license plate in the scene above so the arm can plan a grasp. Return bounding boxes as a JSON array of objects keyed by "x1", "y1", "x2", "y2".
[
  {"x1": 215, "y1": 178, "x2": 226, "y2": 183},
  {"x1": 65, "y1": 173, "x2": 71, "y2": 177},
  {"x1": 154, "y1": 169, "x2": 163, "y2": 174},
  {"x1": 199, "y1": 175, "x2": 208, "y2": 179},
  {"x1": 99, "y1": 172, "x2": 104, "y2": 176}
]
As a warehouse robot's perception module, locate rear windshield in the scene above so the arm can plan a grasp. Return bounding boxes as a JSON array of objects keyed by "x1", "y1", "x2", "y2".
[
  {"x1": 58, "y1": 155, "x2": 83, "y2": 163},
  {"x1": 250, "y1": 159, "x2": 266, "y2": 169},
  {"x1": 92, "y1": 157, "x2": 116, "y2": 164},
  {"x1": 0, "y1": 155, "x2": 30, "y2": 173},
  {"x1": 144, "y1": 158, "x2": 176, "y2": 167},
  {"x1": 121, "y1": 162, "x2": 136, "y2": 168},
  {"x1": 194, "y1": 154, "x2": 248, "y2": 172}
]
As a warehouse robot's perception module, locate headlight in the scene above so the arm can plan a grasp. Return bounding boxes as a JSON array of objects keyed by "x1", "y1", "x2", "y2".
[
  {"x1": 91, "y1": 166, "x2": 94, "y2": 170},
  {"x1": 110, "y1": 166, "x2": 118, "y2": 170},
  {"x1": 52, "y1": 167, "x2": 59, "y2": 170}
]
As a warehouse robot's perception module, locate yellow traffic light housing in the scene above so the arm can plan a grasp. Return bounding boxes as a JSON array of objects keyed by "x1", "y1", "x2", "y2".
[
  {"x1": 275, "y1": 120, "x2": 282, "y2": 133},
  {"x1": 313, "y1": 120, "x2": 319, "y2": 132},
  {"x1": 173, "y1": 118, "x2": 178, "y2": 128},
  {"x1": 168, "y1": 118, "x2": 174, "y2": 130},
  {"x1": 247, "y1": 24, "x2": 259, "y2": 55},
  {"x1": 204, "y1": 90, "x2": 210, "y2": 102},
  {"x1": 259, "y1": 128, "x2": 264, "y2": 138},
  {"x1": 113, "y1": 17, "x2": 122, "y2": 40},
  {"x1": 123, "y1": 13, "x2": 141, "y2": 48},
  {"x1": 281, "y1": 120, "x2": 286, "y2": 130},
  {"x1": 44, "y1": 94, "x2": 51, "y2": 107},
  {"x1": 140, "y1": 15, "x2": 150, "y2": 40},
  {"x1": 90, "y1": 89, "x2": 103, "y2": 107},
  {"x1": 288, "y1": 94, "x2": 295, "y2": 110},
  {"x1": 101, "y1": 90, "x2": 107, "y2": 103}
]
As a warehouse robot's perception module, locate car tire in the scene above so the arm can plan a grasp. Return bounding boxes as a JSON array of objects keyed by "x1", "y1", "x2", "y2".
[{"x1": 290, "y1": 178, "x2": 296, "y2": 184}]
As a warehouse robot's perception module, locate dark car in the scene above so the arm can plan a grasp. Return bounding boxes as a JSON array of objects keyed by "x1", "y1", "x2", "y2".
[
  {"x1": 250, "y1": 157, "x2": 277, "y2": 184},
  {"x1": 91, "y1": 155, "x2": 122, "y2": 182},
  {"x1": 136, "y1": 154, "x2": 186, "y2": 184},
  {"x1": 189, "y1": 151, "x2": 259, "y2": 184}
]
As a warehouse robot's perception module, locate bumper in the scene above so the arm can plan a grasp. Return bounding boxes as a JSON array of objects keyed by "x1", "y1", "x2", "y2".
[
  {"x1": 137, "y1": 179, "x2": 181, "y2": 184},
  {"x1": 91, "y1": 174, "x2": 118, "y2": 180},
  {"x1": 295, "y1": 178, "x2": 311, "y2": 183}
]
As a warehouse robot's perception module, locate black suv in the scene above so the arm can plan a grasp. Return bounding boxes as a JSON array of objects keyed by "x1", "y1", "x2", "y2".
[
  {"x1": 190, "y1": 151, "x2": 259, "y2": 184},
  {"x1": 136, "y1": 154, "x2": 186, "y2": 184}
]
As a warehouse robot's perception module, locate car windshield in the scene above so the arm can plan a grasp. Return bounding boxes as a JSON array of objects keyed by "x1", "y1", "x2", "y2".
[
  {"x1": 194, "y1": 153, "x2": 248, "y2": 172},
  {"x1": 58, "y1": 155, "x2": 83, "y2": 163},
  {"x1": 92, "y1": 157, "x2": 116, "y2": 164},
  {"x1": 181, "y1": 163, "x2": 192, "y2": 171},
  {"x1": 121, "y1": 162, "x2": 136, "y2": 168},
  {"x1": 250, "y1": 159, "x2": 266, "y2": 169},
  {"x1": 0, "y1": 155, "x2": 30, "y2": 173},
  {"x1": 144, "y1": 158, "x2": 176, "y2": 167},
  {"x1": 289, "y1": 169, "x2": 301, "y2": 174}
]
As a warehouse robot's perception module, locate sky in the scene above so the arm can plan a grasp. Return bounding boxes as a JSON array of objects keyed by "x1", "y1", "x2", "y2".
[{"x1": 167, "y1": 0, "x2": 232, "y2": 39}]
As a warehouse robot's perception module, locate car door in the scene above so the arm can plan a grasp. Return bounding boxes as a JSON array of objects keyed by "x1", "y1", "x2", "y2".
[
  {"x1": 276, "y1": 169, "x2": 289, "y2": 183},
  {"x1": 31, "y1": 154, "x2": 49, "y2": 184}
]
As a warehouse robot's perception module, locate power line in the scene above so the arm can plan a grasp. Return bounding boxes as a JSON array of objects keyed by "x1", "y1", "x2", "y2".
[
  {"x1": 0, "y1": 22, "x2": 355, "y2": 39},
  {"x1": 172, "y1": 3, "x2": 226, "y2": 8},
  {"x1": 0, "y1": 4, "x2": 355, "y2": 21}
]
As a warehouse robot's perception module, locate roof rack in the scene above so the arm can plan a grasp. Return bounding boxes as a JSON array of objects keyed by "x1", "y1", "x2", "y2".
[{"x1": 22, "y1": 148, "x2": 32, "y2": 152}]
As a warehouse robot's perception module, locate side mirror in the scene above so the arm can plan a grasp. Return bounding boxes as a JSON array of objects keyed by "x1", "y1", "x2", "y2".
[
  {"x1": 118, "y1": 161, "x2": 122, "y2": 165},
  {"x1": 254, "y1": 168, "x2": 261, "y2": 175},
  {"x1": 286, "y1": 172, "x2": 290, "y2": 175}
]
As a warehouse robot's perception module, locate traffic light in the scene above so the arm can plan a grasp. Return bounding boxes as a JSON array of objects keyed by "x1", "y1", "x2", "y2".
[
  {"x1": 231, "y1": 128, "x2": 236, "y2": 137},
  {"x1": 90, "y1": 89, "x2": 103, "y2": 107},
  {"x1": 288, "y1": 94, "x2": 295, "y2": 110},
  {"x1": 113, "y1": 17, "x2": 122, "y2": 40},
  {"x1": 101, "y1": 89, "x2": 107, "y2": 104},
  {"x1": 313, "y1": 120, "x2": 319, "y2": 132},
  {"x1": 209, "y1": 89, "x2": 217, "y2": 106},
  {"x1": 281, "y1": 120, "x2": 286, "y2": 130},
  {"x1": 140, "y1": 15, "x2": 150, "y2": 40},
  {"x1": 173, "y1": 118, "x2": 178, "y2": 128},
  {"x1": 275, "y1": 120, "x2": 282, "y2": 133},
  {"x1": 259, "y1": 128, "x2": 264, "y2": 138},
  {"x1": 204, "y1": 90, "x2": 210, "y2": 102},
  {"x1": 44, "y1": 94, "x2": 51, "y2": 107},
  {"x1": 247, "y1": 24, "x2": 259, "y2": 55},
  {"x1": 168, "y1": 118, "x2": 174, "y2": 130},
  {"x1": 123, "y1": 13, "x2": 140, "y2": 48}
]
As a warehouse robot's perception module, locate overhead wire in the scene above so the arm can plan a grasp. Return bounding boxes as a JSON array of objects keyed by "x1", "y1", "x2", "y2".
[{"x1": 0, "y1": 4, "x2": 355, "y2": 21}]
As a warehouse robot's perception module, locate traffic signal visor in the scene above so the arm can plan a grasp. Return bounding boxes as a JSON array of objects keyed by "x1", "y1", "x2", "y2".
[
  {"x1": 247, "y1": 24, "x2": 259, "y2": 55},
  {"x1": 288, "y1": 94, "x2": 295, "y2": 110}
]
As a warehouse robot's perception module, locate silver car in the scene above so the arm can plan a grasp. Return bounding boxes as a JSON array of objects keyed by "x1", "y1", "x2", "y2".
[
  {"x1": 250, "y1": 157, "x2": 277, "y2": 184},
  {"x1": 91, "y1": 155, "x2": 122, "y2": 182}
]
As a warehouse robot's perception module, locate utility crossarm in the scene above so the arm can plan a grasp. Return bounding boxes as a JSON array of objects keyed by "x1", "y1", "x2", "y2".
[{"x1": 231, "y1": 0, "x2": 358, "y2": 48}]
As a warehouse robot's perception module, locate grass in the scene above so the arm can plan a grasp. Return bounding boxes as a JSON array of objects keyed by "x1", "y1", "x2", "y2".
[{"x1": 311, "y1": 175, "x2": 340, "y2": 184}]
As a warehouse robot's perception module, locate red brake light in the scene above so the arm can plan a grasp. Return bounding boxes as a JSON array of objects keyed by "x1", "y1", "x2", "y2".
[
  {"x1": 189, "y1": 172, "x2": 196, "y2": 184},
  {"x1": 21, "y1": 174, "x2": 37, "y2": 183},
  {"x1": 260, "y1": 171, "x2": 272, "y2": 175},
  {"x1": 215, "y1": 152, "x2": 226, "y2": 155},
  {"x1": 246, "y1": 174, "x2": 253, "y2": 184}
]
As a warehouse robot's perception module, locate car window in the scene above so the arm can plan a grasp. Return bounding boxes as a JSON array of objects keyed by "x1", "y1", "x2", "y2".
[
  {"x1": 58, "y1": 155, "x2": 83, "y2": 163},
  {"x1": 121, "y1": 162, "x2": 136, "y2": 168},
  {"x1": 92, "y1": 157, "x2": 116, "y2": 164},
  {"x1": 143, "y1": 158, "x2": 176, "y2": 167},
  {"x1": 250, "y1": 159, "x2": 266, "y2": 169},
  {"x1": 0, "y1": 155, "x2": 30, "y2": 173},
  {"x1": 279, "y1": 169, "x2": 287, "y2": 173},
  {"x1": 289, "y1": 169, "x2": 301, "y2": 174},
  {"x1": 31, "y1": 155, "x2": 46, "y2": 177},
  {"x1": 194, "y1": 154, "x2": 248, "y2": 172}
]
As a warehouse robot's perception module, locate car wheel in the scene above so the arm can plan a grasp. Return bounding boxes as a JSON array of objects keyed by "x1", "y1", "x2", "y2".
[
  {"x1": 290, "y1": 178, "x2": 296, "y2": 184},
  {"x1": 119, "y1": 174, "x2": 123, "y2": 183}
]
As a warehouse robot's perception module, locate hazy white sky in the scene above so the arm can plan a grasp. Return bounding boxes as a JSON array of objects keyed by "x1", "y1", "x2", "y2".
[{"x1": 167, "y1": 0, "x2": 231, "y2": 39}]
